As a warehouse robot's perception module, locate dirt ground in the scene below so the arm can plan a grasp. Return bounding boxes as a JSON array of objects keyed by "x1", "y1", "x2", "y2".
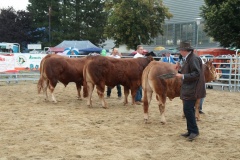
[{"x1": 0, "y1": 82, "x2": 240, "y2": 160}]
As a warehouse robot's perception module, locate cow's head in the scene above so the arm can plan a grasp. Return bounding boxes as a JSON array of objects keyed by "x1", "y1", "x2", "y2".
[
  {"x1": 174, "y1": 62, "x2": 181, "y2": 73},
  {"x1": 204, "y1": 60, "x2": 218, "y2": 82}
]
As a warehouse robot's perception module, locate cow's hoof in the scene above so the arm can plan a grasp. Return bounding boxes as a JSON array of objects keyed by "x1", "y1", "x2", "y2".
[
  {"x1": 160, "y1": 121, "x2": 166, "y2": 125},
  {"x1": 52, "y1": 101, "x2": 57, "y2": 103},
  {"x1": 144, "y1": 119, "x2": 151, "y2": 124},
  {"x1": 102, "y1": 106, "x2": 108, "y2": 109},
  {"x1": 77, "y1": 97, "x2": 82, "y2": 100},
  {"x1": 144, "y1": 119, "x2": 148, "y2": 124}
]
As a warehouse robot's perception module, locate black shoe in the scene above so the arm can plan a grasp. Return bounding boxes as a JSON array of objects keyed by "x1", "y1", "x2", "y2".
[
  {"x1": 188, "y1": 133, "x2": 199, "y2": 141},
  {"x1": 181, "y1": 132, "x2": 190, "y2": 138},
  {"x1": 199, "y1": 110, "x2": 205, "y2": 114}
]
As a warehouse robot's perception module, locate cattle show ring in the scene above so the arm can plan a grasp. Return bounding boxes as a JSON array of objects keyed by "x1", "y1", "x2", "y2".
[{"x1": 0, "y1": 53, "x2": 240, "y2": 159}]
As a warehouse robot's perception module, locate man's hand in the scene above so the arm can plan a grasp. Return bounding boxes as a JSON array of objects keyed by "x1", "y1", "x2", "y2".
[{"x1": 176, "y1": 73, "x2": 183, "y2": 79}]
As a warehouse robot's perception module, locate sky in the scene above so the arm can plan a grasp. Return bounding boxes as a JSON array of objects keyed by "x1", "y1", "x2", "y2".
[{"x1": 1, "y1": 0, "x2": 29, "y2": 11}]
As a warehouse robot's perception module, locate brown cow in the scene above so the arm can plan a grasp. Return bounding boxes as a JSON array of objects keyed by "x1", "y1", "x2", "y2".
[
  {"x1": 83, "y1": 56, "x2": 153, "y2": 108},
  {"x1": 37, "y1": 54, "x2": 88, "y2": 103},
  {"x1": 142, "y1": 60, "x2": 217, "y2": 124},
  {"x1": 193, "y1": 60, "x2": 217, "y2": 120}
]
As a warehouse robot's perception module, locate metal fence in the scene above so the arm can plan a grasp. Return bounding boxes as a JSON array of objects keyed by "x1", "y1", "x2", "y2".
[
  {"x1": 1, "y1": 54, "x2": 240, "y2": 92},
  {"x1": 206, "y1": 56, "x2": 240, "y2": 92},
  {"x1": 0, "y1": 71, "x2": 40, "y2": 84}
]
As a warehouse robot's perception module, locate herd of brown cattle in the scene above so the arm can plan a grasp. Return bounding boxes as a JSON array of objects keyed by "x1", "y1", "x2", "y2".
[{"x1": 37, "y1": 54, "x2": 217, "y2": 123}]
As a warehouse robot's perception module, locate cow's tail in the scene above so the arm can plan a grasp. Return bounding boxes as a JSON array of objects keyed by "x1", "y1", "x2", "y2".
[
  {"x1": 83, "y1": 65, "x2": 89, "y2": 98},
  {"x1": 37, "y1": 78, "x2": 43, "y2": 94},
  {"x1": 37, "y1": 56, "x2": 49, "y2": 94},
  {"x1": 142, "y1": 62, "x2": 154, "y2": 90}
]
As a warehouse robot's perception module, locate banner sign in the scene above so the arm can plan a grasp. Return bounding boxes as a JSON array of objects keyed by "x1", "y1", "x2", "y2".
[
  {"x1": 0, "y1": 53, "x2": 47, "y2": 72},
  {"x1": 0, "y1": 54, "x2": 15, "y2": 72},
  {"x1": 14, "y1": 53, "x2": 47, "y2": 71}
]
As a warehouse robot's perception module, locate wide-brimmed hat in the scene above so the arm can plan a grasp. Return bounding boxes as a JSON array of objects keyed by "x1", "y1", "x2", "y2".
[{"x1": 178, "y1": 41, "x2": 194, "y2": 51}]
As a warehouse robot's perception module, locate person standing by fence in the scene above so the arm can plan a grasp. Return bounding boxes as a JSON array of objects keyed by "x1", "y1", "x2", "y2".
[
  {"x1": 162, "y1": 52, "x2": 176, "y2": 64},
  {"x1": 106, "y1": 47, "x2": 122, "y2": 99},
  {"x1": 133, "y1": 45, "x2": 145, "y2": 105}
]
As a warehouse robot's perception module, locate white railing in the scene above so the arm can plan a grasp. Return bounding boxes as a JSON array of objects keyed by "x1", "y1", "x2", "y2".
[{"x1": 206, "y1": 55, "x2": 240, "y2": 92}]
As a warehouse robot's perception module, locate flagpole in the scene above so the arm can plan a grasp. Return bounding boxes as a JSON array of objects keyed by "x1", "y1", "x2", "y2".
[{"x1": 49, "y1": 6, "x2": 51, "y2": 46}]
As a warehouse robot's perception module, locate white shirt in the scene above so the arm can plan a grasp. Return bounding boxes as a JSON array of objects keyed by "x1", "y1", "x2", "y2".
[
  {"x1": 134, "y1": 52, "x2": 144, "y2": 58},
  {"x1": 109, "y1": 54, "x2": 121, "y2": 59}
]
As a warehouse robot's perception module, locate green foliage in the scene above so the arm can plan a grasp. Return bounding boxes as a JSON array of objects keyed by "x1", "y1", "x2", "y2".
[
  {"x1": 104, "y1": 0, "x2": 172, "y2": 49},
  {"x1": 201, "y1": 0, "x2": 240, "y2": 48},
  {"x1": 27, "y1": 0, "x2": 107, "y2": 47},
  {"x1": 0, "y1": 7, "x2": 36, "y2": 51}
]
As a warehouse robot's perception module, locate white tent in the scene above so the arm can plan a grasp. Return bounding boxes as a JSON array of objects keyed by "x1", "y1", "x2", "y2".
[{"x1": 55, "y1": 40, "x2": 100, "y2": 50}]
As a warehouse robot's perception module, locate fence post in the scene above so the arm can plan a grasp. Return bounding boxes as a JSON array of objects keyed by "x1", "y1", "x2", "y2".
[{"x1": 233, "y1": 49, "x2": 240, "y2": 92}]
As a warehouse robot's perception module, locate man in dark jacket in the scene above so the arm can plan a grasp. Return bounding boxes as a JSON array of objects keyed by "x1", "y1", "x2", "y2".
[{"x1": 176, "y1": 41, "x2": 206, "y2": 141}]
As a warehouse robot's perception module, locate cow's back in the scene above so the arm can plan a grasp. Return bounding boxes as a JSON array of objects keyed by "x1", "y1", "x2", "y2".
[
  {"x1": 85, "y1": 56, "x2": 153, "y2": 87},
  {"x1": 142, "y1": 61, "x2": 181, "y2": 100},
  {"x1": 83, "y1": 56, "x2": 153, "y2": 99},
  {"x1": 42, "y1": 55, "x2": 87, "y2": 85}
]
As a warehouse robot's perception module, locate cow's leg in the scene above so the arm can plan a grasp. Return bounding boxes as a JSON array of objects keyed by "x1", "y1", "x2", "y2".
[
  {"x1": 96, "y1": 83, "x2": 108, "y2": 109},
  {"x1": 87, "y1": 82, "x2": 94, "y2": 107},
  {"x1": 157, "y1": 95, "x2": 167, "y2": 124},
  {"x1": 42, "y1": 79, "x2": 49, "y2": 101},
  {"x1": 123, "y1": 86, "x2": 129, "y2": 106},
  {"x1": 76, "y1": 83, "x2": 82, "y2": 100},
  {"x1": 48, "y1": 81, "x2": 57, "y2": 103},
  {"x1": 195, "y1": 99, "x2": 201, "y2": 121},
  {"x1": 143, "y1": 90, "x2": 153, "y2": 123}
]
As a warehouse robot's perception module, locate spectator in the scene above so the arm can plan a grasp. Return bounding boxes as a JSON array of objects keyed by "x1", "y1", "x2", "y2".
[
  {"x1": 133, "y1": 45, "x2": 145, "y2": 105},
  {"x1": 199, "y1": 98, "x2": 205, "y2": 114},
  {"x1": 220, "y1": 59, "x2": 231, "y2": 79},
  {"x1": 101, "y1": 49, "x2": 107, "y2": 56},
  {"x1": 162, "y1": 52, "x2": 176, "y2": 64},
  {"x1": 106, "y1": 47, "x2": 122, "y2": 99}
]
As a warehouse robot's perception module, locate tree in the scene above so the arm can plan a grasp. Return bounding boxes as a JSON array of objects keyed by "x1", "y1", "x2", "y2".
[
  {"x1": 0, "y1": 7, "x2": 36, "y2": 51},
  {"x1": 27, "y1": 0, "x2": 107, "y2": 47},
  {"x1": 201, "y1": 0, "x2": 240, "y2": 48},
  {"x1": 27, "y1": 0, "x2": 62, "y2": 47},
  {"x1": 104, "y1": 0, "x2": 172, "y2": 49}
]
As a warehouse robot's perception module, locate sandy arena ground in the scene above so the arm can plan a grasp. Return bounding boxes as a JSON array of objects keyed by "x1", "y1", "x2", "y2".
[{"x1": 0, "y1": 82, "x2": 240, "y2": 160}]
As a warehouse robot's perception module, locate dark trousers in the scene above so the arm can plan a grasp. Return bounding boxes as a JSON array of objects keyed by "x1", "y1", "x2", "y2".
[
  {"x1": 107, "y1": 85, "x2": 122, "y2": 97},
  {"x1": 135, "y1": 86, "x2": 142, "y2": 101},
  {"x1": 183, "y1": 100, "x2": 199, "y2": 134},
  {"x1": 199, "y1": 98, "x2": 204, "y2": 111}
]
